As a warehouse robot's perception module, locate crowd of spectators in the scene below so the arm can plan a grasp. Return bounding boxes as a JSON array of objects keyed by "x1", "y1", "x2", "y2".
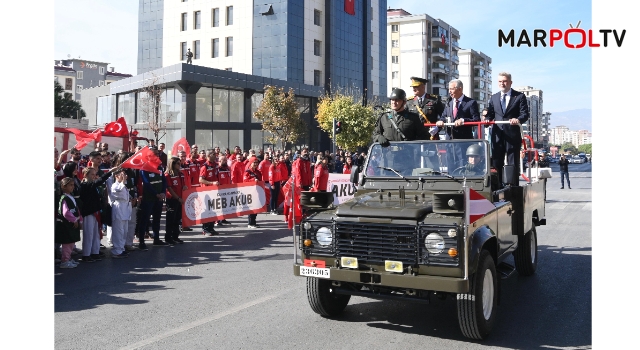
[{"x1": 54, "y1": 141, "x2": 368, "y2": 268}]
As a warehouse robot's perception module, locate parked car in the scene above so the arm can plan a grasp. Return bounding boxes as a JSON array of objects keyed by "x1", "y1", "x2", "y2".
[
  {"x1": 570, "y1": 156, "x2": 585, "y2": 164},
  {"x1": 548, "y1": 157, "x2": 558, "y2": 163}
]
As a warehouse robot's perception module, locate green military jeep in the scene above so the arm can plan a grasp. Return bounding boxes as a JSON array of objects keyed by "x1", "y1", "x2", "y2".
[{"x1": 292, "y1": 139, "x2": 547, "y2": 340}]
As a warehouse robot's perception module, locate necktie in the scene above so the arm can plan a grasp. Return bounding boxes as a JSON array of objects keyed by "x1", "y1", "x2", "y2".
[
  {"x1": 453, "y1": 100, "x2": 459, "y2": 118},
  {"x1": 501, "y1": 94, "x2": 506, "y2": 112},
  {"x1": 419, "y1": 97, "x2": 423, "y2": 105}
]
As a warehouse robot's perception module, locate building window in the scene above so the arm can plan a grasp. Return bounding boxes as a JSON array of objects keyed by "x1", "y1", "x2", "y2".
[
  {"x1": 392, "y1": 71, "x2": 398, "y2": 79},
  {"x1": 181, "y1": 12, "x2": 187, "y2": 31},
  {"x1": 314, "y1": 9, "x2": 321, "y2": 26},
  {"x1": 194, "y1": 11, "x2": 201, "y2": 29},
  {"x1": 193, "y1": 40, "x2": 200, "y2": 59},
  {"x1": 226, "y1": 37, "x2": 233, "y2": 56},
  {"x1": 314, "y1": 70, "x2": 321, "y2": 86},
  {"x1": 181, "y1": 42, "x2": 187, "y2": 60},
  {"x1": 391, "y1": 40, "x2": 399, "y2": 48},
  {"x1": 226, "y1": 6, "x2": 233, "y2": 25},
  {"x1": 391, "y1": 24, "x2": 398, "y2": 32},
  {"x1": 99, "y1": 80, "x2": 104, "y2": 86},
  {"x1": 99, "y1": 66, "x2": 105, "y2": 75},
  {"x1": 65, "y1": 78, "x2": 73, "y2": 90},
  {"x1": 77, "y1": 71, "x2": 83, "y2": 80},
  {"x1": 76, "y1": 85, "x2": 83, "y2": 92},
  {"x1": 314, "y1": 40, "x2": 321, "y2": 56},
  {"x1": 392, "y1": 55, "x2": 399, "y2": 64},
  {"x1": 212, "y1": 38, "x2": 219, "y2": 58},
  {"x1": 212, "y1": 8, "x2": 219, "y2": 27}
]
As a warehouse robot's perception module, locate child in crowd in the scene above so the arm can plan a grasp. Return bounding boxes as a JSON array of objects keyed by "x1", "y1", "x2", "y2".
[
  {"x1": 56, "y1": 178, "x2": 83, "y2": 268},
  {"x1": 110, "y1": 169, "x2": 132, "y2": 258},
  {"x1": 79, "y1": 166, "x2": 114, "y2": 262}
]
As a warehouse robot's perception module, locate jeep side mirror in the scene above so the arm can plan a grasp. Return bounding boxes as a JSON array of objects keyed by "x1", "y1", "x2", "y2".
[{"x1": 349, "y1": 165, "x2": 360, "y2": 184}]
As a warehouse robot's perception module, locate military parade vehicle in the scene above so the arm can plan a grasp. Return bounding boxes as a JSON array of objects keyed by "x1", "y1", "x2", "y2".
[{"x1": 291, "y1": 125, "x2": 548, "y2": 340}]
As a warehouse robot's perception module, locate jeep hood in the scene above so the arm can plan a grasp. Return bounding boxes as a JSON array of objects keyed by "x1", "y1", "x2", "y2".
[{"x1": 335, "y1": 192, "x2": 432, "y2": 220}]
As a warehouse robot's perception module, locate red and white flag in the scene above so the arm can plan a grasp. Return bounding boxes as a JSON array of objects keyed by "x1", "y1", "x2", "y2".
[
  {"x1": 103, "y1": 117, "x2": 129, "y2": 137},
  {"x1": 171, "y1": 137, "x2": 190, "y2": 157},
  {"x1": 282, "y1": 177, "x2": 302, "y2": 229},
  {"x1": 465, "y1": 187, "x2": 495, "y2": 225},
  {"x1": 344, "y1": 0, "x2": 355, "y2": 15},
  {"x1": 120, "y1": 146, "x2": 162, "y2": 174},
  {"x1": 67, "y1": 128, "x2": 102, "y2": 150}
]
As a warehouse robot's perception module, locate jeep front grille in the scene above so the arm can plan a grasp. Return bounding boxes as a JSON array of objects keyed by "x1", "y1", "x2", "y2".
[{"x1": 335, "y1": 222, "x2": 418, "y2": 265}]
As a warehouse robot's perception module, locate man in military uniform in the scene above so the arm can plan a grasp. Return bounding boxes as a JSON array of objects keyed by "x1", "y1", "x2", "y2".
[
  {"x1": 372, "y1": 88, "x2": 428, "y2": 147},
  {"x1": 407, "y1": 77, "x2": 445, "y2": 140},
  {"x1": 186, "y1": 48, "x2": 194, "y2": 64},
  {"x1": 460, "y1": 144, "x2": 486, "y2": 176}
]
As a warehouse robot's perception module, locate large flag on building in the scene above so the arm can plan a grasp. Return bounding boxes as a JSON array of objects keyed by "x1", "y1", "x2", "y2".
[
  {"x1": 66, "y1": 128, "x2": 102, "y2": 150},
  {"x1": 171, "y1": 137, "x2": 190, "y2": 157},
  {"x1": 103, "y1": 117, "x2": 129, "y2": 137},
  {"x1": 344, "y1": 0, "x2": 355, "y2": 15},
  {"x1": 120, "y1": 146, "x2": 162, "y2": 174},
  {"x1": 465, "y1": 187, "x2": 495, "y2": 225}
]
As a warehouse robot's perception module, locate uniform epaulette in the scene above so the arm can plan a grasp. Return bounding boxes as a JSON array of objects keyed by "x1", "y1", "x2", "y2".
[
  {"x1": 429, "y1": 94, "x2": 439, "y2": 98},
  {"x1": 407, "y1": 95, "x2": 415, "y2": 100}
]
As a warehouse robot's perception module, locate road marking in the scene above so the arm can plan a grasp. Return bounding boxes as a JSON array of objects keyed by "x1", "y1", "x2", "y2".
[{"x1": 118, "y1": 291, "x2": 287, "y2": 350}]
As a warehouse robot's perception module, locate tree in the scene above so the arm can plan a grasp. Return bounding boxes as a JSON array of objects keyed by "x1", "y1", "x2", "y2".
[
  {"x1": 54, "y1": 81, "x2": 86, "y2": 119},
  {"x1": 560, "y1": 142, "x2": 578, "y2": 155},
  {"x1": 578, "y1": 144, "x2": 592, "y2": 154},
  {"x1": 137, "y1": 73, "x2": 167, "y2": 144},
  {"x1": 252, "y1": 85, "x2": 305, "y2": 150},
  {"x1": 315, "y1": 87, "x2": 378, "y2": 150}
]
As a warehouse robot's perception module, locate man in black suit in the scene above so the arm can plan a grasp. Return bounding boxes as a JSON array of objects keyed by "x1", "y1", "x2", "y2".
[
  {"x1": 407, "y1": 77, "x2": 444, "y2": 140},
  {"x1": 484, "y1": 72, "x2": 529, "y2": 186},
  {"x1": 436, "y1": 79, "x2": 479, "y2": 169},
  {"x1": 436, "y1": 79, "x2": 480, "y2": 139}
]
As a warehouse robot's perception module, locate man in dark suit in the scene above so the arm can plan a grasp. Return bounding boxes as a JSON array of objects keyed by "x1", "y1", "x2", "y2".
[
  {"x1": 407, "y1": 77, "x2": 444, "y2": 140},
  {"x1": 484, "y1": 72, "x2": 529, "y2": 186},
  {"x1": 436, "y1": 79, "x2": 480, "y2": 140},
  {"x1": 436, "y1": 79, "x2": 479, "y2": 169}
]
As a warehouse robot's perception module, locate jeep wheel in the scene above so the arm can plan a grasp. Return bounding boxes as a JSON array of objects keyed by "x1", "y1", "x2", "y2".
[
  {"x1": 457, "y1": 250, "x2": 497, "y2": 340},
  {"x1": 307, "y1": 278, "x2": 351, "y2": 317},
  {"x1": 513, "y1": 224, "x2": 538, "y2": 276}
]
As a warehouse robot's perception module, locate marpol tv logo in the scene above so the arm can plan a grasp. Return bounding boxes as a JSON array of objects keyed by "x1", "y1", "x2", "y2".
[{"x1": 498, "y1": 21, "x2": 626, "y2": 48}]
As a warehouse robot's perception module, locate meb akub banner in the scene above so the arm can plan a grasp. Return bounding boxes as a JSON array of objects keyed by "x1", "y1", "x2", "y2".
[
  {"x1": 182, "y1": 182, "x2": 268, "y2": 226},
  {"x1": 326, "y1": 174, "x2": 357, "y2": 205}
]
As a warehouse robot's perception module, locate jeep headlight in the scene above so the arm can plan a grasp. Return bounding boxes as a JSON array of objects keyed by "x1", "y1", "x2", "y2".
[
  {"x1": 425, "y1": 233, "x2": 445, "y2": 254},
  {"x1": 316, "y1": 227, "x2": 333, "y2": 247}
]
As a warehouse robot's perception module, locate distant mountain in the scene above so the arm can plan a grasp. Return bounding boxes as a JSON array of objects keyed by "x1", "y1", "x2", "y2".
[{"x1": 549, "y1": 109, "x2": 591, "y2": 132}]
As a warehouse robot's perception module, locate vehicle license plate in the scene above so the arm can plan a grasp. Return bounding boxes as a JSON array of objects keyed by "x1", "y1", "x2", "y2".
[{"x1": 300, "y1": 266, "x2": 330, "y2": 278}]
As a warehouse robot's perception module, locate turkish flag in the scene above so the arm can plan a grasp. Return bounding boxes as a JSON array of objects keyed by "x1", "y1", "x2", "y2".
[
  {"x1": 465, "y1": 188, "x2": 495, "y2": 225},
  {"x1": 344, "y1": 0, "x2": 355, "y2": 15},
  {"x1": 103, "y1": 117, "x2": 129, "y2": 137},
  {"x1": 171, "y1": 137, "x2": 190, "y2": 157},
  {"x1": 441, "y1": 33, "x2": 446, "y2": 45},
  {"x1": 282, "y1": 177, "x2": 303, "y2": 229},
  {"x1": 120, "y1": 146, "x2": 162, "y2": 174},
  {"x1": 67, "y1": 128, "x2": 102, "y2": 150}
]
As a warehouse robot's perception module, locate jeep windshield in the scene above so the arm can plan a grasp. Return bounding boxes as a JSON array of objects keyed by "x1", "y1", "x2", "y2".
[{"x1": 364, "y1": 140, "x2": 489, "y2": 178}]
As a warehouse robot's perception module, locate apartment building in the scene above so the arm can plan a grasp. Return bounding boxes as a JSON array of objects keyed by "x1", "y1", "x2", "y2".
[
  {"x1": 54, "y1": 59, "x2": 132, "y2": 101},
  {"x1": 548, "y1": 126, "x2": 591, "y2": 147},
  {"x1": 138, "y1": 0, "x2": 387, "y2": 100},
  {"x1": 457, "y1": 49, "x2": 492, "y2": 111},
  {"x1": 512, "y1": 86, "x2": 548, "y2": 149},
  {"x1": 386, "y1": 8, "x2": 460, "y2": 97}
]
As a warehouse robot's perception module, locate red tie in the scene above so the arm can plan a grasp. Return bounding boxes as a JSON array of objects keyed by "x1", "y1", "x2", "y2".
[{"x1": 453, "y1": 100, "x2": 459, "y2": 118}]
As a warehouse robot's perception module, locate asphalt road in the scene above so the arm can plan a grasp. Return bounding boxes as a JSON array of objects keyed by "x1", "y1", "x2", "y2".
[{"x1": 54, "y1": 163, "x2": 592, "y2": 350}]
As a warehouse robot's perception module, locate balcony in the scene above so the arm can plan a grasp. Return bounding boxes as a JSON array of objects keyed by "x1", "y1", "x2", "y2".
[
  {"x1": 432, "y1": 78, "x2": 446, "y2": 88},
  {"x1": 487, "y1": 64, "x2": 492, "y2": 72},
  {"x1": 474, "y1": 61, "x2": 485, "y2": 69},
  {"x1": 451, "y1": 55, "x2": 459, "y2": 63},
  {"x1": 451, "y1": 40, "x2": 460, "y2": 49},
  {"x1": 431, "y1": 47, "x2": 450, "y2": 60},
  {"x1": 432, "y1": 62, "x2": 449, "y2": 74}
]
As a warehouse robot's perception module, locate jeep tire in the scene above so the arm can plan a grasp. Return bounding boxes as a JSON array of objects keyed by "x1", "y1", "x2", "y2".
[
  {"x1": 513, "y1": 224, "x2": 538, "y2": 276},
  {"x1": 457, "y1": 250, "x2": 497, "y2": 340},
  {"x1": 307, "y1": 278, "x2": 351, "y2": 317}
]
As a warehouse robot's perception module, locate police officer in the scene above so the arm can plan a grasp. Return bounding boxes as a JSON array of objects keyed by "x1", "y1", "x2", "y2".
[
  {"x1": 372, "y1": 88, "x2": 428, "y2": 147},
  {"x1": 407, "y1": 77, "x2": 444, "y2": 140}
]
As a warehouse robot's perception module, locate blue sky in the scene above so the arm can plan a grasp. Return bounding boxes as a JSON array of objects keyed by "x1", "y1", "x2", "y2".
[{"x1": 388, "y1": 0, "x2": 592, "y2": 114}]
